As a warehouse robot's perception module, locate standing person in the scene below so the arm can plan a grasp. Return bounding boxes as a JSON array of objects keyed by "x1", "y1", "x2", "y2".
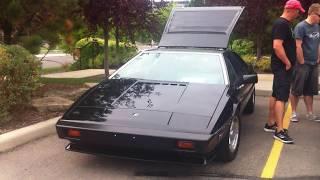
[
  {"x1": 290, "y1": 3, "x2": 320, "y2": 123},
  {"x1": 264, "y1": 0, "x2": 304, "y2": 144}
]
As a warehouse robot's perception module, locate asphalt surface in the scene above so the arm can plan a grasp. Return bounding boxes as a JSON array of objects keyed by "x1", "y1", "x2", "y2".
[
  {"x1": 36, "y1": 54, "x2": 74, "y2": 69},
  {"x1": 1, "y1": 96, "x2": 320, "y2": 179}
]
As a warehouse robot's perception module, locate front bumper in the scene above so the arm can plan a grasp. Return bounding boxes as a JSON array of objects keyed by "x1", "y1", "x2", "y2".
[{"x1": 56, "y1": 119, "x2": 228, "y2": 164}]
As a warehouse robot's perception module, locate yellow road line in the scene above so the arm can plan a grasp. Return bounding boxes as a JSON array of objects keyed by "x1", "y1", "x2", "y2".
[{"x1": 260, "y1": 103, "x2": 292, "y2": 179}]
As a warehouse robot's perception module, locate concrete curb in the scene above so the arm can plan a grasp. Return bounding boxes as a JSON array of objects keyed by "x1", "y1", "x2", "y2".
[{"x1": 0, "y1": 116, "x2": 60, "y2": 153}]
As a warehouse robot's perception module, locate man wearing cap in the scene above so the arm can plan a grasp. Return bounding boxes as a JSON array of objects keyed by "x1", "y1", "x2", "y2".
[
  {"x1": 290, "y1": 3, "x2": 320, "y2": 123},
  {"x1": 264, "y1": 0, "x2": 304, "y2": 144}
]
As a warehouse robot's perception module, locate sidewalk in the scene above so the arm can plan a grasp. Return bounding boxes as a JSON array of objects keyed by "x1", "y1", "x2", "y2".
[
  {"x1": 42, "y1": 69, "x2": 115, "y2": 78},
  {"x1": 256, "y1": 74, "x2": 273, "y2": 96}
]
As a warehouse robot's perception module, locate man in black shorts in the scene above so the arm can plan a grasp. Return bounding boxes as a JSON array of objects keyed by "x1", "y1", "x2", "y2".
[
  {"x1": 264, "y1": 0, "x2": 304, "y2": 144},
  {"x1": 290, "y1": 3, "x2": 320, "y2": 123}
]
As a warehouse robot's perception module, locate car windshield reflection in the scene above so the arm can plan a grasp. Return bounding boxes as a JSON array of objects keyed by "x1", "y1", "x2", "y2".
[{"x1": 112, "y1": 52, "x2": 225, "y2": 84}]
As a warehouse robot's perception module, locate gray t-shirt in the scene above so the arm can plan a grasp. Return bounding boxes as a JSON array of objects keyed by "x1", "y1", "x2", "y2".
[{"x1": 294, "y1": 20, "x2": 320, "y2": 65}]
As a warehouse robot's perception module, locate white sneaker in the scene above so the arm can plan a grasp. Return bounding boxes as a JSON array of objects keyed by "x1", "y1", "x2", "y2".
[
  {"x1": 290, "y1": 113, "x2": 299, "y2": 122},
  {"x1": 306, "y1": 113, "x2": 320, "y2": 122}
]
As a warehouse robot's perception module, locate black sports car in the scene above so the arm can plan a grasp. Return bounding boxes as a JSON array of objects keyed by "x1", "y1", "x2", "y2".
[{"x1": 56, "y1": 6, "x2": 258, "y2": 164}]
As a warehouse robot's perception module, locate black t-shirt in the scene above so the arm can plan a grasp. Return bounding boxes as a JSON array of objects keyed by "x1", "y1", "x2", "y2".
[{"x1": 271, "y1": 17, "x2": 296, "y2": 72}]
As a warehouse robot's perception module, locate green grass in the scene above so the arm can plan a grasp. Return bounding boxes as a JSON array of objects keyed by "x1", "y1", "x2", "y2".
[
  {"x1": 40, "y1": 74, "x2": 106, "y2": 85},
  {"x1": 41, "y1": 67, "x2": 70, "y2": 75}
]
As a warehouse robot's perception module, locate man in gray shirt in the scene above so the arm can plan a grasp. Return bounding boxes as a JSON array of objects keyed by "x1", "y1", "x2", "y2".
[{"x1": 290, "y1": 3, "x2": 320, "y2": 122}]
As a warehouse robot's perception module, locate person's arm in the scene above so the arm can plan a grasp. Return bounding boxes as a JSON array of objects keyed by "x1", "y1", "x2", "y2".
[
  {"x1": 273, "y1": 39, "x2": 292, "y2": 70},
  {"x1": 296, "y1": 39, "x2": 304, "y2": 64}
]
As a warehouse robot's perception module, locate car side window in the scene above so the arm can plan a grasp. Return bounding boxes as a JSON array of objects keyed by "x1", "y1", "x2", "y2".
[
  {"x1": 227, "y1": 52, "x2": 249, "y2": 75},
  {"x1": 224, "y1": 56, "x2": 237, "y2": 84}
]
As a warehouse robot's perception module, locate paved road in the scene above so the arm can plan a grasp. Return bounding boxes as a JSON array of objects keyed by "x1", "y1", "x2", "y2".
[
  {"x1": 36, "y1": 44, "x2": 149, "y2": 69},
  {"x1": 1, "y1": 96, "x2": 320, "y2": 179},
  {"x1": 36, "y1": 54, "x2": 75, "y2": 69}
]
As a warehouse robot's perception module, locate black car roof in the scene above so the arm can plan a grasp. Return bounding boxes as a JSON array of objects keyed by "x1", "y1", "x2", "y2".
[{"x1": 158, "y1": 6, "x2": 244, "y2": 49}]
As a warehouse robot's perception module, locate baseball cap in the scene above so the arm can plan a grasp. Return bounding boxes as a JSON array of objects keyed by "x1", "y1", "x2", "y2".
[{"x1": 285, "y1": 0, "x2": 305, "y2": 13}]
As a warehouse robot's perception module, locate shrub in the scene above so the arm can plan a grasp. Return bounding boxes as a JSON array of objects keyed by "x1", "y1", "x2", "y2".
[
  {"x1": 241, "y1": 54, "x2": 271, "y2": 73},
  {"x1": 256, "y1": 56, "x2": 271, "y2": 72},
  {"x1": 0, "y1": 47, "x2": 11, "y2": 121},
  {"x1": 0, "y1": 45, "x2": 41, "y2": 122},
  {"x1": 231, "y1": 39, "x2": 254, "y2": 56},
  {"x1": 242, "y1": 54, "x2": 256, "y2": 67},
  {"x1": 70, "y1": 38, "x2": 137, "y2": 70},
  {"x1": 18, "y1": 35, "x2": 43, "y2": 54}
]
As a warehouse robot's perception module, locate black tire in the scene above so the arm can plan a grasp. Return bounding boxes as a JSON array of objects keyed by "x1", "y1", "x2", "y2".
[
  {"x1": 216, "y1": 114, "x2": 241, "y2": 162},
  {"x1": 244, "y1": 88, "x2": 255, "y2": 114}
]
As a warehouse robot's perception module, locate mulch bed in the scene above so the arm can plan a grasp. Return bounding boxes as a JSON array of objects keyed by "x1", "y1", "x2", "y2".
[{"x1": 0, "y1": 84, "x2": 87, "y2": 135}]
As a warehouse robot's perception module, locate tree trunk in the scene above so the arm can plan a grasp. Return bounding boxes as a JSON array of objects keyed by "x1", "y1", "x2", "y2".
[
  {"x1": 256, "y1": 35, "x2": 262, "y2": 60},
  {"x1": 255, "y1": 2, "x2": 263, "y2": 60},
  {"x1": 2, "y1": 20, "x2": 13, "y2": 44},
  {"x1": 103, "y1": 23, "x2": 110, "y2": 77},
  {"x1": 115, "y1": 24, "x2": 120, "y2": 63}
]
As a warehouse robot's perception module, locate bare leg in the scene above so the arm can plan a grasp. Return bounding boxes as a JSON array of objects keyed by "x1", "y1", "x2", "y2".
[
  {"x1": 268, "y1": 96, "x2": 276, "y2": 125},
  {"x1": 290, "y1": 94, "x2": 299, "y2": 114},
  {"x1": 304, "y1": 96, "x2": 313, "y2": 114},
  {"x1": 274, "y1": 100, "x2": 285, "y2": 132}
]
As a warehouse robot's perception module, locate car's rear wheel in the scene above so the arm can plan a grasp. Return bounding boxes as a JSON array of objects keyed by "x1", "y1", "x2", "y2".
[
  {"x1": 216, "y1": 114, "x2": 240, "y2": 162},
  {"x1": 244, "y1": 88, "x2": 255, "y2": 114}
]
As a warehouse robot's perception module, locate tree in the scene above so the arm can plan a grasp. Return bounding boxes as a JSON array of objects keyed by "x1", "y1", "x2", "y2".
[
  {"x1": 0, "y1": 0, "x2": 80, "y2": 53},
  {"x1": 205, "y1": 0, "x2": 268, "y2": 59},
  {"x1": 81, "y1": 0, "x2": 155, "y2": 76},
  {"x1": 202, "y1": 0, "x2": 319, "y2": 58}
]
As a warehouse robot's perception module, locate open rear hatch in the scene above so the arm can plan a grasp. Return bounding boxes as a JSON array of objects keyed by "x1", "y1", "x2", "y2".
[{"x1": 159, "y1": 6, "x2": 244, "y2": 48}]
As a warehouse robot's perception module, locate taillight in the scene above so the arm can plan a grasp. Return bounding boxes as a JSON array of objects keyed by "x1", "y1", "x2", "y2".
[
  {"x1": 177, "y1": 140, "x2": 194, "y2": 150},
  {"x1": 67, "y1": 129, "x2": 81, "y2": 138}
]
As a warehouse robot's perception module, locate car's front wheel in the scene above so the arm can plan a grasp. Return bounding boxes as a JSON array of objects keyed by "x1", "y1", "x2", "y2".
[{"x1": 216, "y1": 114, "x2": 240, "y2": 162}]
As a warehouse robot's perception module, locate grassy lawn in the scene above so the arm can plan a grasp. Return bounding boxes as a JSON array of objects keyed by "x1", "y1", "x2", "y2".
[
  {"x1": 40, "y1": 74, "x2": 105, "y2": 85},
  {"x1": 41, "y1": 66, "x2": 70, "y2": 75}
]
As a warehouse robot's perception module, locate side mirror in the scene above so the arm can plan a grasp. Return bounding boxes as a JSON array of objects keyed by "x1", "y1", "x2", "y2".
[{"x1": 242, "y1": 74, "x2": 258, "y2": 84}]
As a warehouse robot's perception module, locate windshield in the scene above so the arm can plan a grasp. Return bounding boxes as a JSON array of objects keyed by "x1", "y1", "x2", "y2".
[{"x1": 113, "y1": 51, "x2": 225, "y2": 84}]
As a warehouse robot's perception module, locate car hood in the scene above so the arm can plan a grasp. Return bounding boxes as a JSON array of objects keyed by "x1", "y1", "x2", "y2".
[{"x1": 63, "y1": 79, "x2": 227, "y2": 132}]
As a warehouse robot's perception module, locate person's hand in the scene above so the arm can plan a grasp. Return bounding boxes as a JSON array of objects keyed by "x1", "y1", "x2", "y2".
[
  {"x1": 317, "y1": 58, "x2": 320, "y2": 64},
  {"x1": 285, "y1": 62, "x2": 292, "y2": 71}
]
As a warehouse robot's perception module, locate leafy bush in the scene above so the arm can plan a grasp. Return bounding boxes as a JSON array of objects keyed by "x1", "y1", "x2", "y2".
[
  {"x1": 256, "y1": 56, "x2": 271, "y2": 72},
  {"x1": 0, "y1": 45, "x2": 41, "y2": 122},
  {"x1": 75, "y1": 37, "x2": 105, "y2": 48},
  {"x1": 242, "y1": 54, "x2": 256, "y2": 67},
  {"x1": 18, "y1": 35, "x2": 43, "y2": 54},
  {"x1": 242, "y1": 54, "x2": 271, "y2": 73},
  {"x1": 70, "y1": 38, "x2": 137, "y2": 70},
  {"x1": 231, "y1": 39, "x2": 254, "y2": 56},
  {"x1": 71, "y1": 38, "x2": 104, "y2": 69}
]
